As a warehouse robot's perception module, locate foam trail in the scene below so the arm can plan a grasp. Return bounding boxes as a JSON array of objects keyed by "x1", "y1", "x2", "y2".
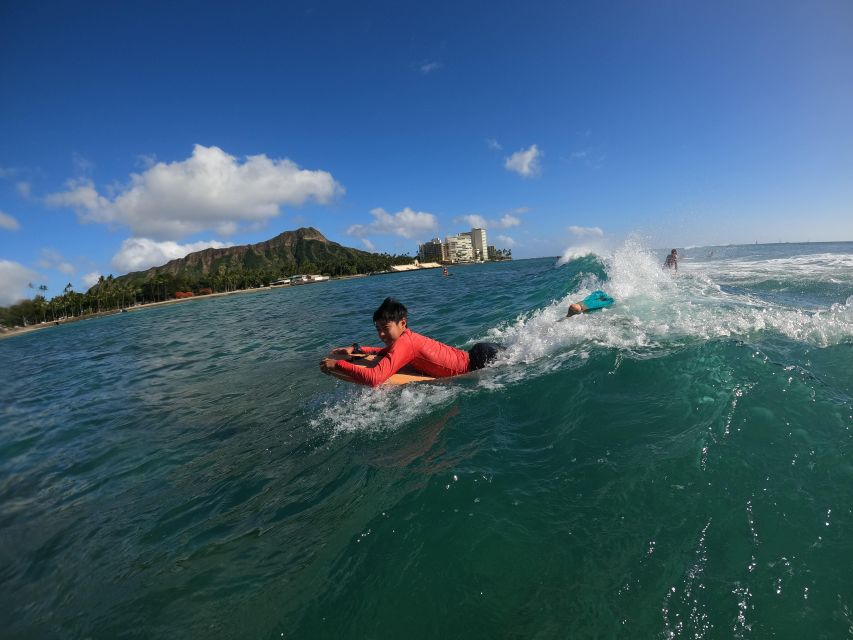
[{"x1": 310, "y1": 382, "x2": 466, "y2": 437}]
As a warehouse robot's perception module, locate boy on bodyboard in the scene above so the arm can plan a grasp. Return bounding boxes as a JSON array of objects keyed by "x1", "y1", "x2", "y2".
[{"x1": 320, "y1": 297, "x2": 502, "y2": 386}]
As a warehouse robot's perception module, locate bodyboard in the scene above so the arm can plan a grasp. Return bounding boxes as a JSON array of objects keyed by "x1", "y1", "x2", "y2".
[
  {"x1": 327, "y1": 352, "x2": 436, "y2": 386},
  {"x1": 582, "y1": 290, "x2": 614, "y2": 311}
]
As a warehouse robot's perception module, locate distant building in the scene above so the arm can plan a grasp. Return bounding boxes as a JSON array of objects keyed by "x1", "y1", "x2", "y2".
[
  {"x1": 445, "y1": 233, "x2": 475, "y2": 262},
  {"x1": 487, "y1": 245, "x2": 497, "y2": 260},
  {"x1": 418, "y1": 238, "x2": 447, "y2": 263},
  {"x1": 470, "y1": 228, "x2": 488, "y2": 261}
]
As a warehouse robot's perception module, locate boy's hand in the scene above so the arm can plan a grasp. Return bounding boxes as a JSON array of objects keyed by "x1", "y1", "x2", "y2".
[
  {"x1": 320, "y1": 358, "x2": 338, "y2": 374},
  {"x1": 330, "y1": 346, "x2": 354, "y2": 355}
]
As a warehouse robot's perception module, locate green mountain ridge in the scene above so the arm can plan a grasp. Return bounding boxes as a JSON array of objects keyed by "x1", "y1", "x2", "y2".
[{"x1": 111, "y1": 227, "x2": 411, "y2": 290}]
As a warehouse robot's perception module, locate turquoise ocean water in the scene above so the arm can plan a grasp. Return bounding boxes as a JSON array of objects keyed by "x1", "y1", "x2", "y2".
[{"x1": 1, "y1": 241, "x2": 852, "y2": 639}]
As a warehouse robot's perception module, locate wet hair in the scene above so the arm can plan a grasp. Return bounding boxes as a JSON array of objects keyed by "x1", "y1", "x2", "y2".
[
  {"x1": 671, "y1": 249, "x2": 678, "y2": 254},
  {"x1": 373, "y1": 297, "x2": 408, "y2": 324}
]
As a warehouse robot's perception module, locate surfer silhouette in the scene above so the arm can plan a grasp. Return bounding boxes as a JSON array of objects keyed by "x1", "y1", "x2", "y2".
[{"x1": 664, "y1": 249, "x2": 678, "y2": 272}]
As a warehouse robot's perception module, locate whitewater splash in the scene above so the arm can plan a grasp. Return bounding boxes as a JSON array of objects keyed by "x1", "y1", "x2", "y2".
[
  {"x1": 312, "y1": 239, "x2": 852, "y2": 435},
  {"x1": 493, "y1": 238, "x2": 852, "y2": 358}
]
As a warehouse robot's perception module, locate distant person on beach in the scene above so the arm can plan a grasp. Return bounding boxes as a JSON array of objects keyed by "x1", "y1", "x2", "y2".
[
  {"x1": 320, "y1": 297, "x2": 502, "y2": 386},
  {"x1": 565, "y1": 290, "x2": 615, "y2": 318},
  {"x1": 664, "y1": 249, "x2": 678, "y2": 272}
]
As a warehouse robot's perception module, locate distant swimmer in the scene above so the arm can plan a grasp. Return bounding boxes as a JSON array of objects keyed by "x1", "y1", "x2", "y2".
[
  {"x1": 442, "y1": 266, "x2": 450, "y2": 276},
  {"x1": 664, "y1": 249, "x2": 678, "y2": 272},
  {"x1": 565, "y1": 290, "x2": 615, "y2": 318}
]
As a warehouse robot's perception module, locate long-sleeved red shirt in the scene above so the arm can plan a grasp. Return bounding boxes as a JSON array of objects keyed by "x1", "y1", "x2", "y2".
[{"x1": 334, "y1": 329, "x2": 470, "y2": 386}]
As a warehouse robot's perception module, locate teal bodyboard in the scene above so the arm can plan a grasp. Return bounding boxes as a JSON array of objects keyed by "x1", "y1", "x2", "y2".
[{"x1": 582, "y1": 290, "x2": 614, "y2": 311}]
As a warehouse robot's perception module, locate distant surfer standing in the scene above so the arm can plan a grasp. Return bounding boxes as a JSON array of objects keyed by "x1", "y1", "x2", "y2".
[
  {"x1": 565, "y1": 290, "x2": 615, "y2": 318},
  {"x1": 663, "y1": 249, "x2": 678, "y2": 272},
  {"x1": 320, "y1": 297, "x2": 502, "y2": 386}
]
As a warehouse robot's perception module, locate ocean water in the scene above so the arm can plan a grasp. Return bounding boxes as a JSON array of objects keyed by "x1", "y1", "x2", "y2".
[{"x1": 1, "y1": 241, "x2": 851, "y2": 639}]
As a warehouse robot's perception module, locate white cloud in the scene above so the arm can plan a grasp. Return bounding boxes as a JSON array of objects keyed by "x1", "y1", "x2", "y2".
[
  {"x1": 45, "y1": 144, "x2": 343, "y2": 240},
  {"x1": 486, "y1": 138, "x2": 502, "y2": 151},
  {"x1": 497, "y1": 234, "x2": 516, "y2": 248},
  {"x1": 420, "y1": 61, "x2": 442, "y2": 74},
  {"x1": 82, "y1": 272, "x2": 101, "y2": 288},
  {"x1": 37, "y1": 249, "x2": 76, "y2": 275},
  {"x1": 454, "y1": 211, "x2": 521, "y2": 230},
  {"x1": 504, "y1": 144, "x2": 541, "y2": 178},
  {"x1": 497, "y1": 214, "x2": 521, "y2": 228},
  {"x1": 0, "y1": 210, "x2": 20, "y2": 230},
  {"x1": 111, "y1": 237, "x2": 234, "y2": 272},
  {"x1": 72, "y1": 152, "x2": 94, "y2": 174},
  {"x1": 17, "y1": 182, "x2": 31, "y2": 198},
  {"x1": 361, "y1": 238, "x2": 376, "y2": 251},
  {"x1": 346, "y1": 207, "x2": 438, "y2": 240},
  {"x1": 0, "y1": 260, "x2": 40, "y2": 306},
  {"x1": 459, "y1": 214, "x2": 488, "y2": 228},
  {"x1": 568, "y1": 225, "x2": 604, "y2": 237}
]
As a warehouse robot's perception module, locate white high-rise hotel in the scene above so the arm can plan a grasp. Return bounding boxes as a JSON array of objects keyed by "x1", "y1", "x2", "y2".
[
  {"x1": 418, "y1": 227, "x2": 495, "y2": 263},
  {"x1": 469, "y1": 228, "x2": 488, "y2": 261}
]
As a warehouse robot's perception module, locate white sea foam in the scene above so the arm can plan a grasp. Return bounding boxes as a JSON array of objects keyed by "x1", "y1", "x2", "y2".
[
  {"x1": 314, "y1": 240, "x2": 852, "y2": 435},
  {"x1": 493, "y1": 238, "x2": 853, "y2": 360},
  {"x1": 310, "y1": 381, "x2": 467, "y2": 437},
  {"x1": 685, "y1": 251, "x2": 853, "y2": 286}
]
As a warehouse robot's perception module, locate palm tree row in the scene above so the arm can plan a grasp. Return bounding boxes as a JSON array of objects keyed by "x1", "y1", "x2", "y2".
[{"x1": 1, "y1": 253, "x2": 414, "y2": 328}]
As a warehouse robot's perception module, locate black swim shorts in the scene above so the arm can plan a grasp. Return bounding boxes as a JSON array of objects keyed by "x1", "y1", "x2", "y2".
[{"x1": 468, "y1": 342, "x2": 504, "y2": 371}]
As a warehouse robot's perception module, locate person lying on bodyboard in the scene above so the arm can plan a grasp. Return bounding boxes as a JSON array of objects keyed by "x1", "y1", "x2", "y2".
[
  {"x1": 319, "y1": 297, "x2": 502, "y2": 386},
  {"x1": 564, "y1": 290, "x2": 615, "y2": 318}
]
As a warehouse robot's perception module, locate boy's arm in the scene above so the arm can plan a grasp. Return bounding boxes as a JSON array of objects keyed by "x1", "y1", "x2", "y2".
[
  {"x1": 334, "y1": 339, "x2": 412, "y2": 387},
  {"x1": 330, "y1": 344, "x2": 384, "y2": 355}
]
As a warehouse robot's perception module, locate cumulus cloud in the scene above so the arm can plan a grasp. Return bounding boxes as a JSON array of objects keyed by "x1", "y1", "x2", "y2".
[
  {"x1": 455, "y1": 211, "x2": 522, "y2": 230},
  {"x1": 486, "y1": 138, "x2": 502, "y2": 151},
  {"x1": 82, "y1": 272, "x2": 101, "y2": 288},
  {"x1": 45, "y1": 144, "x2": 343, "y2": 240},
  {"x1": 346, "y1": 207, "x2": 438, "y2": 240},
  {"x1": 37, "y1": 249, "x2": 76, "y2": 275},
  {"x1": 496, "y1": 234, "x2": 516, "y2": 248},
  {"x1": 420, "y1": 61, "x2": 442, "y2": 74},
  {"x1": 504, "y1": 144, "x2": 541, "y2": 178},
  {"x1": 111, "y1": 237, "x2": 234, "y2": 272},
  {"x1": 568, "y1": 225, "x2": 604, "y2": 237},
  {"x1": 0, "y1": 210, "x2": 20, "y2": 230},
  {"x1": 0, "y1": 260, "x2": 40, "y2": 306},
  {"x1": 459, "y1": 214, "x2": 488, "y2": 228},
  {"x1": 497, "y1": 214, "x2": 521, "y2": 228}
]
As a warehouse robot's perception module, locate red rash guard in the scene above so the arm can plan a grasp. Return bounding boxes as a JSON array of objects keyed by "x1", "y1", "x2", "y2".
[{"x1": 334, "y1": 329, "x2": 470, "y2": 387}]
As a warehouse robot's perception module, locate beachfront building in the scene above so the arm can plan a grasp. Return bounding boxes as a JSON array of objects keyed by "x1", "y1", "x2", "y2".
[
  {"x1": 470, "y1": 228, "x2": 488, "y2": 261},
  {"x1": 418, "y1": 238, "x2": 447, "y2": 263},
  {"x1": 487, "y1": 245, "x2": 497, "y2": 260},
  {"x1": 445, "y1": 233, "x2": 475, "y2": 262}
]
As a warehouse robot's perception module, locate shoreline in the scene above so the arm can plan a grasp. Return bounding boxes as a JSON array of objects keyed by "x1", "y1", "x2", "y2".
[
  {"x1": 0, "y1": 266, "x2": 455, "y2": 341},
  {"x1": 0, "y1": 284, "x2": 285, "y2": 341},
  {"x1": 2, "y1": 261, "x2": 522, "y2": 342}
]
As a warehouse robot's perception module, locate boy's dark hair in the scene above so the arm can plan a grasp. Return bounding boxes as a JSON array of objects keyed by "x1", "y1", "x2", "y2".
[{"x1": 373, "y1": 297, "x2": 408, "y2": 324}]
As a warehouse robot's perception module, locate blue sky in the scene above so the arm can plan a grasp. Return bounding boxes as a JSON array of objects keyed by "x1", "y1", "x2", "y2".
[{"x1": 1, "y1": 0, "x2": 852, "y2": 304}]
